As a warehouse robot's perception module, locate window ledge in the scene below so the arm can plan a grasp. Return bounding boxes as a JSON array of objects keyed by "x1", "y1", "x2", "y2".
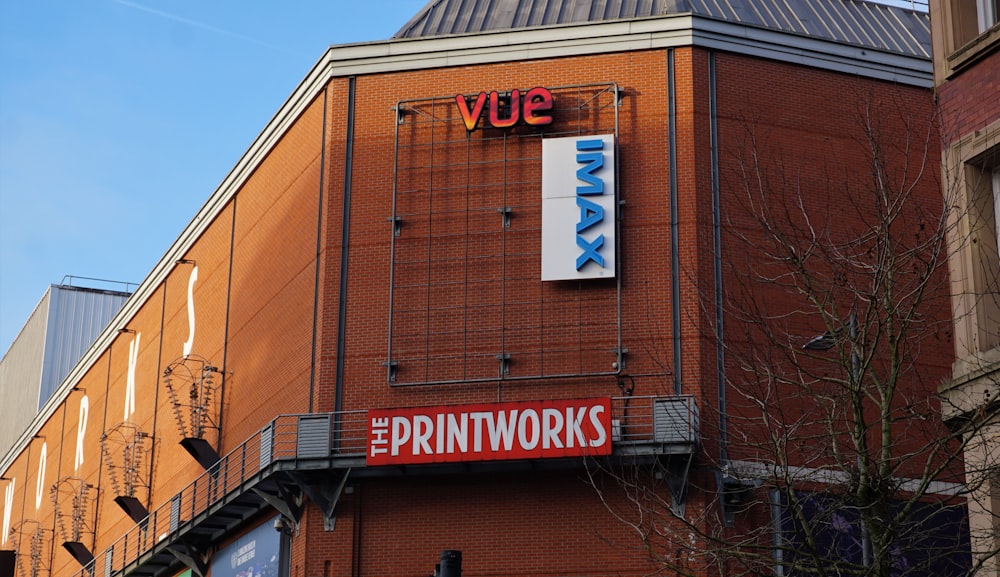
[{"x1": 946, "y1": 23, "x2": 1000, "y2": 78}]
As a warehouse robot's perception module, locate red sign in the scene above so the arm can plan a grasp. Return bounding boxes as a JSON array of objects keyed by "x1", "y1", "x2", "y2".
[
  {"x1": 367, "y1": 397, "x2": 612, "y2": 466},
  {"x1": 455, "y1": 87, "x2": 554, "y2": 131}
]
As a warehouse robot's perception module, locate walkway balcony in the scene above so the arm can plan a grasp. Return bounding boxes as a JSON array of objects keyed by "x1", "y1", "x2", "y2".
[{"x1": 73, "y1": 395, "x2": 698, "y2": 577}]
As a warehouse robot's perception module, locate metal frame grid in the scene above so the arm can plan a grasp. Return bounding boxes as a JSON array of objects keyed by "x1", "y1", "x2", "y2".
[{"x1": 387, "y1": 82, "x2": 623, "y2": 386}]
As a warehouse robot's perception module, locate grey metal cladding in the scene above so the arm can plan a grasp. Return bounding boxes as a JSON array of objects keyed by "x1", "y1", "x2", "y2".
[
  {"x1": 393, "y1": 0, "x2": 930, "y2": 59},
  {"x1": 296, "y1": 414, "x2": 332, "y2": 459},
  {"x1": 40, "y1": 285, "x2": 130, "y2": 408}
]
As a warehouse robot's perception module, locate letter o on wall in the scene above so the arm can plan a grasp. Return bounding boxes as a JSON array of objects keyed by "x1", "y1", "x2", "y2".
[{"x1": 35, "y1": 442, "x2": 47, "y2": 511}]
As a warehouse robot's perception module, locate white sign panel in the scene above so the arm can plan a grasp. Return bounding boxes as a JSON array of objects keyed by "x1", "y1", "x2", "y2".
[{"x1": 541, "y1": 134, "x2": 616, "y2": 281}]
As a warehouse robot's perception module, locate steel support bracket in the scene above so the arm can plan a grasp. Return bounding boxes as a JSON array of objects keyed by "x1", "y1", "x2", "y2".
[
  {"x1": 166, "y1": 542, "x2": 208, "y2": 577},
  {"x1": 657, "y1": 452, "x2": 694, "y2": 518},
  {"x1": 383, "y1": 360, "x2": 398, "y2": 383},
  {"x1": 251, "y1": 481, "x2": 304, "y2": 529},
  {"x1": 495, "y1": 354, "x2": 511, "y2": 376},
  {"x1": 287, "y1": 468, "x2": 351, "y2": 532}
]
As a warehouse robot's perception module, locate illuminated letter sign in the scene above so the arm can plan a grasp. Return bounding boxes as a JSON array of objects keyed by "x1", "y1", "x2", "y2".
[
  {"x1": 183, "y1": 266, "x2": 198, "y2": 357},
  {"x1": 367, "y1": 397, "x2": 612, "y2": 466},
  {"x1": 125, "y1": 333, "x2": 140, "y2": 420},
  {"x1": 2, "y1": 478, "x2": 14, "y2": 546},
  {"x1": 455, "y1": 87, "x2": 553, "y2": 131},
  {"x1": 35, "y1": 442, "x2": 47, "y2": 511},
  {"x1": 75, "y1": 395, "x2": 89, "y2": 472},
  {"x1": 541, "y1": 134, "x2": 616, "y2": 281}
]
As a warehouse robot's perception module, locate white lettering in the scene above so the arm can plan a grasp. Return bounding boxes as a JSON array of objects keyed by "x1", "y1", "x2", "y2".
[
  {"x1": 75, "y1": 395, "x2": 89, "y2": 472},
  {"x1": 413, "y1": 415, "x2": 433, "y2": 455},
  {"x1": 517, "y1": 409, "x2": 540, "y2": 450},
  {"x1": 588, "y1": 405, "x2": 608, "y2": 447},
  {"x1": 542, "y1": 408, "x2": 564, "y2": 449},
  {"x1": 372, "y1": 399, "x2": 612, "y2": 464},
  {"x1": 567, "y1": 406, "x2": 587, "y2": 448},
  {"x1": 391, "y1": 417, "x2": 411, "y2": 456},
  {"x1": 369, "y1": 417, "x2": 389, "y2": 457},
  {"x1": 2, "y1": 478, "x2": 14, "y2": 546},
  {"x1": 35, "y1": 442, "x2": 47, "y2": 511},
  {"x1": 436, "y1": 413, "x2": 445, "y2": 453},
  {"x1": 470, "y1": 412, "x2": 490, "y2": 452},
  {"x1": 447, "y1": 413, "x2": 468, "y2": 454},
  {"x1": 487, "y1": 411, "x2": 518, "y2": 451},
  {"x1": 231, "y1": 539, "x2": 257, "y2": 568},
  {"x1": 183, "y1": 266, "x2": 198, "y2": 357},
  {"x1": 124, "y1": 333, "x2": 140, "y2": 420}
]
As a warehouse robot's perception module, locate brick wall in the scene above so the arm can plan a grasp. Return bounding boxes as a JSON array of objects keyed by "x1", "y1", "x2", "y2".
[
  {"x1": 0, "y1": 39, "x2": 954, "y2": 577},
  {"x1": 938, "y1": 49, "x2": 1000, "y2": 145}
]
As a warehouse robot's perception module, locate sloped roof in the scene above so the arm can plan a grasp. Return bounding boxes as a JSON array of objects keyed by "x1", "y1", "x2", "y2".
[{"x1": 393, "y1": 0, "x2": 930, "y2": 58}]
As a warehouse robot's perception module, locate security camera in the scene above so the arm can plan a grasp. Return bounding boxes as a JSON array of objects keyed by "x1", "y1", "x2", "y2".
[{"x1": 273, "y1": 517, "x2": 294, "y2": 535}]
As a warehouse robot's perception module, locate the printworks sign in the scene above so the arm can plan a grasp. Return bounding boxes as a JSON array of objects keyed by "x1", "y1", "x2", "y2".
[
  {"x1": 541, "y1": 134, "x2": 616, "y2": 281},
  {"x1": 367, "y1": 397, "x2": 612, "y2": 466}
]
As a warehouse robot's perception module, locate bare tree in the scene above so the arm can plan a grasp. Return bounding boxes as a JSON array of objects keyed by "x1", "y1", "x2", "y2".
[{"x1": 590, "y1": 91, "x2": 1000, "y2": 577}]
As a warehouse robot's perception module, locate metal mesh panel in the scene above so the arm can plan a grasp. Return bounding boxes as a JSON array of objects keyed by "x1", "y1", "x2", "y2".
[
  {"x1": 296, "y1": 415, "x2": 331, "y2": 458},
  {"x1": 388, "y1": 83, "x2": 622, "y2": 386},
  {"x1": 653, "y1": 397, "x2": 699, "y2": 444},
  {"x1": 169, "y1": 495, "x2": 180, "y2": 532},
  {"x1": 260, "y1": 424, "x2": 273, "y2": 469},
  {"x1": 104, "y1": 546, "x2": 113, "y2": 577}
]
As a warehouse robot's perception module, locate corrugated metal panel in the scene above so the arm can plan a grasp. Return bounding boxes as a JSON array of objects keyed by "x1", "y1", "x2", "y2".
[
  {"x1": 104, "y1": 546, "x2": 114, "y2": 577},
  {"x1": 393, "y1": 0, "x2": 929, "y2": 58},
  {"x1": 653, "y1": 397, "x2": 699, "y2": 444},
  {"x1": 170, "y1": 494, "x2": 181, "y2": 531},
  {"x1": 0, "y1": 290, "x2": 49, "y2": 456},
  {"x1": 39, "y1": 285, "x2": 130, "y2": 408},
  {"x1": 260, "y1": 424, "x2": 274, "y2": 469},
  {"x1": 296, "y1": 415, "x2": 331, "y2": 458}
]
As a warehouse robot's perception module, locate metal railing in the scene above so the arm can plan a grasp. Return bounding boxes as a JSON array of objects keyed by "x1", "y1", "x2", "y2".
[{"x1": 75, "y1": 395, "x2": 696, "y2": 577}]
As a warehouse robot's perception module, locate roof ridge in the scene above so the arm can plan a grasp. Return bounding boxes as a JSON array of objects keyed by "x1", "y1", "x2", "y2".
[{"x1": 392, "y1": 0, "x2": 929, "y2": 59}]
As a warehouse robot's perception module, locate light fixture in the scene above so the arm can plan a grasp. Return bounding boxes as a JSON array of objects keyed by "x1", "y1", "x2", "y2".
[
  {"x1": 802, "y1": 331, "x2": 836, "y2": 351},
  {"x1": 798, "y1": 312, "x2": 868, "y2": 566}
]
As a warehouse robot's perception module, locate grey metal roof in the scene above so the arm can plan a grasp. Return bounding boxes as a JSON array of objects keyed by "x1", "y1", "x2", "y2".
[{"x1": 393, "y1": 0, "x2": 930, "y2": 58}]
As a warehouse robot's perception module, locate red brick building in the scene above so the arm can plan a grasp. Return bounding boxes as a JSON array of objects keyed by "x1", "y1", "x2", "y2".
[
  {"x1": 0, "y1": 2, "x2": 963, "y2": 576},
  {"x1": 932, "y1": 0, "x2": 1000, "y2": 573}
]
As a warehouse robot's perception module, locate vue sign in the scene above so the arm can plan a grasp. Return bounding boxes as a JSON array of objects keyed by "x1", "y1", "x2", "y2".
[{"x1": 455, "y1": 87, "x2": 554, "y2": 131}]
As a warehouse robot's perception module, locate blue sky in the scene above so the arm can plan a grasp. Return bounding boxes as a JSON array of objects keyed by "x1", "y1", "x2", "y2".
[{"x1": 0, "y1": 0, "x2": 427, "y2": 352}]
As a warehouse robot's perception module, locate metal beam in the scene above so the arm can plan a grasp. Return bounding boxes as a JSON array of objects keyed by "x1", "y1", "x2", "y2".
[{"x1": 288, "y1": 468, "x2": 351, "y2": 531}]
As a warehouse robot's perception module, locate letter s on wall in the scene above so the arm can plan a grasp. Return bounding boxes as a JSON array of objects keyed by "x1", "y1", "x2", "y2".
[{"x1": 183, "y1": 266, "x2": 198, "y2": 357}]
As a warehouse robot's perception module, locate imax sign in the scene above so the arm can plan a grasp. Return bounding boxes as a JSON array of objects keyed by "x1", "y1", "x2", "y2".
[{"x1": 541, "y1": 134, "x2": 616, "y2": 281}]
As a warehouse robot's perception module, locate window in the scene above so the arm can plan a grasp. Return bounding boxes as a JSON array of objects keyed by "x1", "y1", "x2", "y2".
[
  {"x1": 993, "y1": 165, "x2": 1000, "y2": 259},
  {"x1": 965, "y1": 147, "x2": 1000, "y2": 354},
  {"x1": 936, "y1": 0, "x2": 1000, "y2": 76},
  {"x1": 944, "y1": 119, "x2": 1000, "y2": 373},
  {"x1": 977, "y1": 0, "x2": 999, "y2": 33},
  {"x1": 947, "y1": 125, "x2": 1000, "y2": 362},
  {"x1": 773, "y1": 491, "x2": 971, "y2": 576}
]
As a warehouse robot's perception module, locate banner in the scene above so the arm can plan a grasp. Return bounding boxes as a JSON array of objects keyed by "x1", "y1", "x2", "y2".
[
  {"x1": 367, "y1": 397, "x2": 612, "y2": 466},
  {"x1": 211, "y1": 516, "x2": 281, "y2": 577},
  {"x1": 541, "y1": 134, "x2": 616, "y2": 281}
]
